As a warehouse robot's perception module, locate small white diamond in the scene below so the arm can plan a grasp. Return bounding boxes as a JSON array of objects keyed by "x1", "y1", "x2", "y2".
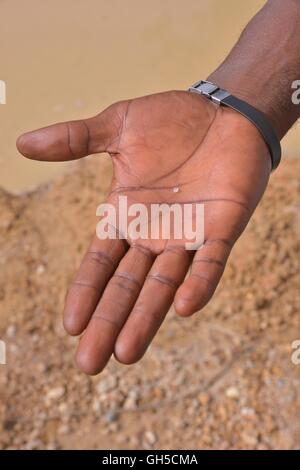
[{"x1": 172, "y1": 186, "x2": 180, "y2": 193}]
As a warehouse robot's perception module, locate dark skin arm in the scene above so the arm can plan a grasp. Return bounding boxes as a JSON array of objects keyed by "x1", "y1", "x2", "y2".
[
  {"x1": 17, "y1": 0, "x2": 300, "y2": 375},
  {"x1": 208, "y1": 0, "x2": 300, "y2": 138}
]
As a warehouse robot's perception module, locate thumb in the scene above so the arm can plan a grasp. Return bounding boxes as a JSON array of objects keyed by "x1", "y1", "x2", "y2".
[{"x1": 16, "y1": 102, "x2": 124, "y2": 162}]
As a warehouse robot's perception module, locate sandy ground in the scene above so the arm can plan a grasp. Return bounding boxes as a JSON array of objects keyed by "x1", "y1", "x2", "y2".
[{"x1": 0, "y1": 157, "x2": 300, "y2": 450}]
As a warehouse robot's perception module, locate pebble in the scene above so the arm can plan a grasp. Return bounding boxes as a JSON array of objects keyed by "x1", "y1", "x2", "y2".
[
  {"x1": 58, "y1": 402, "x2": 68, "y2": 414},
  {"x1": 57, "y1": 424, "x2": 70, "y2": 435},
  {"x1": 241, "y1": 407, "x2": 255, "y2": 417},
  {"x1": 35, "y1": 362, "x2": 47, "y2": 373},
  {"x1": 96, "y1": 376, "x2": 117, "y2": 394},
  {"x1": 198, "y1": 392, "x2": 210, "y2": 406},
  {"x1": 144, "y1": 431, "x2": 157, "y2": 446},
  {"x1": 107, "y1": 422, "x2": 120, "y2": 433},
  {"x1": 36, "y1": 264, "x2": 46, "y2": 275},
  {"x1": 241, "y1": 432, "x2": 258, "y2": 447},
  {"x1": 6, "y1": 324, "x2": 17, "y2": 338},
  {"x1": 105, "y1": 411, "x2": 119, "y2": 424},
  {"x1": 123, "y1": 389, "x2": 140, "y2": 410},
  {"x1": 92, "y1": 400, "x2": 102, "y2": 413},
  {"x1": 225, "y1": 386, "x2": 240, "y2": 399},
  {"x1": 46, "y1": 386, "x2": 66, "y2": 401}
]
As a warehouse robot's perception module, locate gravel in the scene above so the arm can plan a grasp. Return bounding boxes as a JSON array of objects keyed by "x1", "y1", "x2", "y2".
[{"x1": 0, "y1": 158, "x2": 300, "y2": 449}]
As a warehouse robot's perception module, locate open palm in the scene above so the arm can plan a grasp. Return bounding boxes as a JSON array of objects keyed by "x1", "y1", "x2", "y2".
[{"x1": 17, "y1": 90, "x2": 271, "y2": 374}]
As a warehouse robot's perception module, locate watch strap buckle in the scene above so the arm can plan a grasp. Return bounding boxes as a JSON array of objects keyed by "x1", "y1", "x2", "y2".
[{"x1": 188, "y1": 80, "x2": 230, "y2": 105}]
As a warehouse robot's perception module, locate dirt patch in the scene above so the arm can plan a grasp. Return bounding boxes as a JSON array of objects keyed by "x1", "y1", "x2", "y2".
[{"x1": 0, "y1": 157, "x2": 300, "y2": 449}]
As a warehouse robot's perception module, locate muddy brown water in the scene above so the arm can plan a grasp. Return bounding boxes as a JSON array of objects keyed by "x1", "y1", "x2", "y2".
[{"x1": 0, "y1": 0, "x2": 299, "y2": 192}]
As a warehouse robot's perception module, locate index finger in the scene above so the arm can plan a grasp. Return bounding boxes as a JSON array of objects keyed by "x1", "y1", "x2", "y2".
[{"x1": 63, "y1": 235, "x2": 128, "y2": 336}]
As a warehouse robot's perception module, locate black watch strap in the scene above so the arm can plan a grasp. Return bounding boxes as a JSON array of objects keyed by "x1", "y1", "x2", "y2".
[{"x1": 188, "y1": 80, "x2": 281, "y2": 170}]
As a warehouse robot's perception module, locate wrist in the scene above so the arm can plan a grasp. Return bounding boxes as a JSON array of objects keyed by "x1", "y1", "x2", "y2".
[
  {"x1": 189, "y1": 80, "x2": 281, "y2": 170},
  {"x1": 207, "y1": 0, "x2": 300, "y2": 139},
  {"x1": 207, "y1": 69, "x2": 282, "y2": 137}
]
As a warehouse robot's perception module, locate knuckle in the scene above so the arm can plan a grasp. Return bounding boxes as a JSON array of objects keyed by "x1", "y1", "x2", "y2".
[
  {"x1": 114, "y1": 271, "x2": 141, "y2": 288},
  {"x1": 86, "y1": 250, "x2": 115, "y2": 269},
  {"x1": 147, "y1": 273, "x2": 178, "y2": 288}
]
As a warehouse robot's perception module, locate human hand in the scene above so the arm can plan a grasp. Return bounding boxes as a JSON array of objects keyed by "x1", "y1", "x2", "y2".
[{"x1": 17, "y1": 90, "x2": 271, "y2": 374}]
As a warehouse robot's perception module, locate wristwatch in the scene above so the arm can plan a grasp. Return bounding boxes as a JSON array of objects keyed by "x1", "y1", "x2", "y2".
[{"x1": 188, "y1": 80, "x2": 281, "y2": 170}]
